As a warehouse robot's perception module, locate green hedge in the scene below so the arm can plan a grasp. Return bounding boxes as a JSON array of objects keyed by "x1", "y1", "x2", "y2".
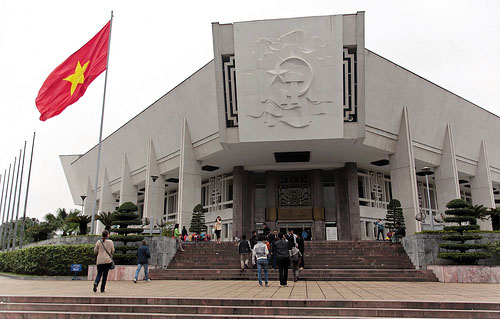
[
  {"x1": 0, "y1": 243, "x2": 141, "y2": 275},
  {"x1": 113, "y1": 253, "x2": 136, "y2": 265},
  {"x1": 443, "y1": 225, "x2": 480, "y2": 232},
  {"x1": 438, "y1": 252, "x2": 492, "y2": 263},
  {"x1": 109, "y1": 234, "x2": 144, "y2": 242},
  {"x1": 442, "y1": 234, "x2": 482, "y2": 241},
  {"x1": 0, "y1": 245, "x2": 94, "y2": 276},
  {"x1": 439, "y1": 243, "x2": 489, "y2": 251}
]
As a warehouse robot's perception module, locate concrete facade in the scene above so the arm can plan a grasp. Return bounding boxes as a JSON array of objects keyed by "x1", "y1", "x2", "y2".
[{"x1": 61, "y1": 12, "x2": 499, "y2": 241}]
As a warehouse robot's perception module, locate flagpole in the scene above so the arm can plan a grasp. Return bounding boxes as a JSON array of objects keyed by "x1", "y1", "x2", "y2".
[
  {"x1": 3, "y1": 158, "x2": 16, "y2": 251},
  {"x1": 12, "y1": 141, "x2": 27, "y2": 249},
  {"x1": 0, "y1": 170, "x2": 6, "y2": 248},
  {"x1": 0, "y1": 165, "x2": 11, "y2": 249},
  {"x1": 90, "y1": 11, "x2": 114, "y2": 236},
  {"x1": 7, "y1": 150, "x2": 22, "y2": 250},
  {"x1": 19, "y1": 132, "x2": 36, "y2": 249}
]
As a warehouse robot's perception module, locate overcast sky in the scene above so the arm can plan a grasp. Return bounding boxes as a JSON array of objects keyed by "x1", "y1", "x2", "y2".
[{"x1": 0, "y1": 0, "x2": 499, "y2": 222}]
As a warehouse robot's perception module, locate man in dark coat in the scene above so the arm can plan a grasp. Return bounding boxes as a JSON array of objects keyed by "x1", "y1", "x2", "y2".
[
  {"x1": 268, "y1": 229, "x2": 279, "y2": 269},
  {"x1": 274, "y1": 232, "x2": 290, "y2": 287},
  {"x1": 262, "y1": 223, "x2": 271, "y2": 237},
  {"x1": 296, "y1": 232, "x2": 305, "y2": 269},
  {"x1": 134, "y1": 239, "x2": 151, "y2": 283}
]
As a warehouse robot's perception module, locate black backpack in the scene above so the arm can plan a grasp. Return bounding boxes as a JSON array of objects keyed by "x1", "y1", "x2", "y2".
[{"x1": 239, "y1": 240, "x2": 251, "y2": 254}]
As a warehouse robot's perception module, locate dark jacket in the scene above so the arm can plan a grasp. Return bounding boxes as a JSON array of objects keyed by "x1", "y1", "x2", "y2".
[
  {"x1": 296, "y1": 237, "x2": 305, "y2": 252},
  {"x1": 395, "y1": 226, "x2": 406, "y2": 237},
  {"x1": 238, "y1": 239, "x2": 251, "y2": 254},
  {"x1": 286, "y1": 234, "x2": 296, "y2": 249},
  {"x1": 263, "y1": 226, "x2": 271, "y2": 237},
  {"x1": 250, "y1": 235, "x2": 258, "y2": 249},
  {"x1": 137, "y1": 245, "x2": 151, "y2": 264},
  {"x1": 274, "y1": 239, "x2": 290, "y2": 259}
]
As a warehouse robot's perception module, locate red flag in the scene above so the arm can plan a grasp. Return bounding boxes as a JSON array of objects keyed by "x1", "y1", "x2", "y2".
[{"x1": 35, "y1": 21, "x2": 111, "y2": 121}]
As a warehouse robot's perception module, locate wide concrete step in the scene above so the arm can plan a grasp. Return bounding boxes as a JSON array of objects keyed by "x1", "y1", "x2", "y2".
[
  {"x1": 0, "y1": 296, "x2": 498, "y2": 318},
  {"x1": 167, "y1": 264, "x2": 416, "y2": 270},
  {"x1": 150, "y1": 269, "x2": 438, "y2": 281},
  {"x1": 2, "y1": 304, "x2": 499, "y2": 318},
  {"x1": 0, "y1": 311, "x2": 465, "y2": 319}
]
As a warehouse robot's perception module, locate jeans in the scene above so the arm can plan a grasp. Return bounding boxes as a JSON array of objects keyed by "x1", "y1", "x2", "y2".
[
  {"x1": 291, "y1": 260, "x2": 299, "y2": 281},
  {"x1": 277, "y1": 257, "x2": 289, "y2": 286},
  {"x1": 257, "y1": 258, "x2": 268, "y2": 285},
  {"x1": 377, "y1": 229, "x2": 385, "y2": 240},
  {"x1": 94, "y1": 263, "x2": 112, "y2": 292},
  {"x1": 299, "y1": 250, "x2": 304, "y2": 268},
  {"x1": 135, "y1": 263, "x2": 149, "y2": 280}
]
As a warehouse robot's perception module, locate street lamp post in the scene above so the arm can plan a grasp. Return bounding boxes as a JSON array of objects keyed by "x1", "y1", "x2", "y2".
[
  {"x1": 150, "y1": 175, "x2": 158, "y2": 235},
  {"x1": 421, "y1": 167, "x2": 434, "y2": 231},
  {"x1": 80, "y1": 195, "x2": 87, "y2": 215}
]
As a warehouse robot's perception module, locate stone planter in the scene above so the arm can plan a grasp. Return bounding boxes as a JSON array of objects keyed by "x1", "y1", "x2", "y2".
[
  {"x1": 427, "y1": 265, "x2": 500, "y2": 283},
  {"x1": 87, "y1": 265, "x2": 149, "y2": 281},
  {"x1": 402, "y1": 233, "x2": 500, "y2": 268}
]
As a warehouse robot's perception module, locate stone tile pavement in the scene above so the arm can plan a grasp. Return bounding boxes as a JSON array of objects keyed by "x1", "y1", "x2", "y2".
[{"x1": 0, "y1": 276, "x2": 499, "y2": 302}]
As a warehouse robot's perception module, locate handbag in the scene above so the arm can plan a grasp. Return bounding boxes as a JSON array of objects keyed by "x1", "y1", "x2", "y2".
[{"x1": 100, "y1": 240, "x2": 115, "y2": 270}]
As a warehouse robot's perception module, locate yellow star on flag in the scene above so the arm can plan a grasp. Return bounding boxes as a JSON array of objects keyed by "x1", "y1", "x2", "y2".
[{"x1": 63, "y1": 60, "x2": 90, "y2": 95}]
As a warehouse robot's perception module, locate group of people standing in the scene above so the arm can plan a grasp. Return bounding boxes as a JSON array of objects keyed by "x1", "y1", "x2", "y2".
[
  {"x1": 238, "y1": 224, "x2": 306, "y2": 287},
  {"x1": 374, "y1": 219, "x2": 406, "y2": 242},
  {"x1": 92, "y1": 221, "x2": 310, "y2": 292}
]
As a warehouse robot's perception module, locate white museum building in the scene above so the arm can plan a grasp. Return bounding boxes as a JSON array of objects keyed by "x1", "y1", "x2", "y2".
[{"x1": 61, "y1": 12, "x2": 498, "y2": 241}]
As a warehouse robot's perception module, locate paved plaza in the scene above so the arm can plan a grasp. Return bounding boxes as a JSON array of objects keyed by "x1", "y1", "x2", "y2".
[{"x1": 0, "y1": 276, "x2": 499, "y2": 303}]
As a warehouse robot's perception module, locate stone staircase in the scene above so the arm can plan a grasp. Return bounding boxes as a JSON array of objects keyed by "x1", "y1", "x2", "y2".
[
  {"x1": 1, "y1": 295, "x2": 499, "y2": 318},
  {"x1": 151, "y1": 241, "x2": 437, "y2": 282}
]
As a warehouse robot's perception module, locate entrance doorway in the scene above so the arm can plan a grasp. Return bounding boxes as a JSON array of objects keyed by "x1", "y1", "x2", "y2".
[{"x1": 278, "y1": 223, "x2": 312, "y2": 241}]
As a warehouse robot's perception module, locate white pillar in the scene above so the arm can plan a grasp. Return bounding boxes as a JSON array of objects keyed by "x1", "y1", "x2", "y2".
[
  {"x1": 470, "y1": 140, "x2": 494, "y2": 230},
  {"x1": 119, "y1": 154, "x2": 137, "y2": 205},
  {"x1": 435, "y1": 124, "x2": 460, "y2": 215},
  {"x1": 389, "y1": 107, "x2": 421, "y2": 235},
  {"x1": 144, "y1": 140, "x2": 165, "y2": 228},
  {"x1": 99, "y1": 167, "x2": 116, "y2": 214},
  {"x1": 84, "y1": 176, "x2": 94, "y2": 216},
  {"x1": 178, "y1": 118, "x2": 202, "y2": 230},
  {"x1": 98, "y1": 168, "x2": 116, "y2": 234}
]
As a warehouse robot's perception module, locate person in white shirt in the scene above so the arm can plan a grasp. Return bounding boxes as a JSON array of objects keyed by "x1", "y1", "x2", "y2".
[{"x1": 254, "y1": 235, "x2": 270, "y2": 286}]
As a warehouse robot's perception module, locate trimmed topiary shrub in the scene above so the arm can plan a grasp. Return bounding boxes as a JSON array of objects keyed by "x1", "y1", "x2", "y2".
[
  {"x1": 189, "y1": 204, "x2": 207, "y2": 234},
  {"x1": 438, "y1": 199, "x2": 492, "y2": 264},
  {"x1": 0, "y1": 244, "x2": 94, "y2": 276},
  {"x1": 110, "y1": 202, "x2": 144, "y2": 264},
  {"x1": 385, "y1": 199, "x2": 405, "y2": 232}
]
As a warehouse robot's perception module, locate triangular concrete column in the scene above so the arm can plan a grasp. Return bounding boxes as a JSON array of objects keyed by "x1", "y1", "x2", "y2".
[
  {"x1": 119, "y1": 154, "x2": 137, "y2": 205},
  {"x1": 435, "y1": 124, "x2": 460, "y2": 215},
  {"x1": 178, "y1": 118, "x2": 202, "y2": 230},
  {"x1": 389, "y1": 108, "x2": 421, "y2": 234},
  {"x1": 470, "y1": 140, "x2": 494, "y2": 230},
  {"x1": 84, "y1": 176, "x2": 94, "y2": 216},
  {"x1": 144, "y1": 140, "x2": 166, "y2": 228},
  {"x1": 99, "y1": 168, "x2": 116, "y2": 214},
  {"x1": 98, "y1": 168, "x2": 116, "y2": 234}
]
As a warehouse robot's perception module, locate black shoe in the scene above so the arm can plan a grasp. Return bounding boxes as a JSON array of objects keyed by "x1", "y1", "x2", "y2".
[{"x1": 93, "y1": 282, "x2": 98, "y2": 293}]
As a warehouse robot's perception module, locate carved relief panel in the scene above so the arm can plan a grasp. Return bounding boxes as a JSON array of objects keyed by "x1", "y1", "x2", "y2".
[{"x1": 234, "y1": 16, "x2": 344, "y2": 142}]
